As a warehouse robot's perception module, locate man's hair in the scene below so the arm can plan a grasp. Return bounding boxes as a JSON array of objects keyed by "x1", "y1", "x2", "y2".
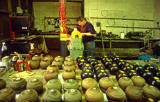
[{"x1": 77, "y1": 17, "x2": 87, "y2": 21}]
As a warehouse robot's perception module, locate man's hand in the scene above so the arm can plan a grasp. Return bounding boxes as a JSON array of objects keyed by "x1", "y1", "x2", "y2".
[
  {"x1": 81, "y1": 33, "x2": 96, "y2": 37},
  {"x1": 67, "y1": 37, "x2": 71, "y2": 41}
]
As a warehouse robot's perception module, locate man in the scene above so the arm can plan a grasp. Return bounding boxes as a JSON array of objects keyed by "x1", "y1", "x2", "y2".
[{"x1": 76, "y1": 17, "x2": 96, "y2": 57}]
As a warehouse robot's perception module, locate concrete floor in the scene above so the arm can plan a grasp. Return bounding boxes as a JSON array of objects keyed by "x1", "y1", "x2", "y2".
[
  {"x1": 0, "y1": 57, "x2": 156, "y2": 102},
  {"x1": 0, "y1": 61, "x2": 108, "y2": 102}
]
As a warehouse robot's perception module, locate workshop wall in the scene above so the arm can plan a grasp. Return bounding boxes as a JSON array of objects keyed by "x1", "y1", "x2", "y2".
[
  {"x1": 84, "y1": 0, "x2": 155, "y2": 37},
  {"x1": 33, "y1": 0, "x2": 160, "y2": 37},
  {"x1": 154, "y1": 0, "x2": 160, "y2": 36},
  {"x1": 33, "y1": 2, "x2": 82, "y2": 32}
]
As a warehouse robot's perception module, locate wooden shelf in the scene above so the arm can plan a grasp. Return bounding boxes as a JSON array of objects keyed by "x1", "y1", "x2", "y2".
[
  {"x1": 105, "y1": 26, "x2": 160, "y2": 29},
  {"x1": 90, "y1": 17, "x2": 154, "y2": 22},
  {"x1": 0, "y1": 9, "x2": 10, "y2": 14},
  {"x1": 95, "y1": 39, "x2": 144, "y2": 43}
]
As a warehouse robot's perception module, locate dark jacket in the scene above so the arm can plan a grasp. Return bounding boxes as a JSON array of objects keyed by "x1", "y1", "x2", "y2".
[{"x1": 77, "y1": 22, "x2": 96, "y2": 42}]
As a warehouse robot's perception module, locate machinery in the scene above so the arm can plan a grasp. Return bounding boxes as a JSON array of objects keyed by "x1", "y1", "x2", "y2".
[
  {"x1": 9, "y1": 16, "x2": 30, "y2": 39},
  {"x1": 69, "y1": 28, "x2": 84, "y2": 60}
]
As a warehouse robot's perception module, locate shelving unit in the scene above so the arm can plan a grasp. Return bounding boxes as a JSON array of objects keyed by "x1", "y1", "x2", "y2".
[
  {"x1": 105, "y1": 26, "x2": 160, "y2": 30},
  {"x1": 0, "y1": 9, "x2": 10, "y2": 14},
  {"x1": 90, "y1": 17, "x2": 154, "y2": 22}
]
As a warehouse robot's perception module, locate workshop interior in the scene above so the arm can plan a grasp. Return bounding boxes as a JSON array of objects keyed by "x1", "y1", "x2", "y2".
[{"x1": 0, "y1": 0, "x2": 160, "y2": 102}]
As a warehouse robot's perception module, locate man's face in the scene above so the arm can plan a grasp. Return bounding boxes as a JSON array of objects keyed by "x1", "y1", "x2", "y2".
[{"x1": 77, "y1": 20, "x2": 86, "y2": 26}]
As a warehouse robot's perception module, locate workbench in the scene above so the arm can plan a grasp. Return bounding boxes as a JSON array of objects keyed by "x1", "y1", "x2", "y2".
[{"x1": 1, "y1": 34, "x2": 160, "y2": 59}]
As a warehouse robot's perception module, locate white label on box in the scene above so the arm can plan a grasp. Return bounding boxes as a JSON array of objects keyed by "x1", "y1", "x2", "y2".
[{"x1": 22, "y1": 27, "x2": 27, "y2": 29}]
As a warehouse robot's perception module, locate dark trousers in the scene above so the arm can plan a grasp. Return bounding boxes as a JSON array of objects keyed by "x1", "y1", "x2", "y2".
[{"x1": 84, "y1": 40, "x2": 95, "y2": 57}]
